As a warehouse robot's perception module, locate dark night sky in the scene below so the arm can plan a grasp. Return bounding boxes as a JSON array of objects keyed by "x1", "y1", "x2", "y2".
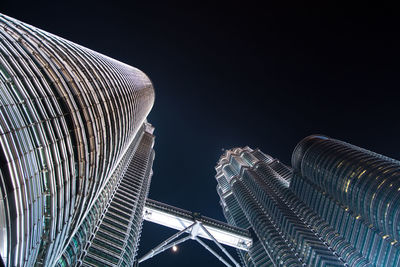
[{"x1": 2, "y1": 1, "x2": 400, "y2": 266}]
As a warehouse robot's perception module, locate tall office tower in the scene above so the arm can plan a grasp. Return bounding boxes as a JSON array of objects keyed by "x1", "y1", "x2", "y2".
[
  {"x1": 0, "y1": 13, "x2": 155, "y2": 267},
  {"x1": 291, "y1": 135, "x2": 400, "y2": 266},
  {"x1": 59, "y1": 123, "x2": 155, "y2": 267},
  {"x1": 216, "y1": 137, "x2": 400, "y2": 266}
]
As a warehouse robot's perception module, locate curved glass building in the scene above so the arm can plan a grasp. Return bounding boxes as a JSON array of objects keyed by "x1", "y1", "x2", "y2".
[
  {"x1": 0, "y1": 13, "x2": 155, "y2": 266},
  {"x1": 292, "y1": 135, "x2": 400, "y2": 266},
  {"x1": 216, "y1": 136, "x2": 400, "y2": 266}
]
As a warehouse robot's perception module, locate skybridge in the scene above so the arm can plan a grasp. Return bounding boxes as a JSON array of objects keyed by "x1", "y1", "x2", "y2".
[{"x1": 139, "y1": 199, "x2": 252, "y2": 266}]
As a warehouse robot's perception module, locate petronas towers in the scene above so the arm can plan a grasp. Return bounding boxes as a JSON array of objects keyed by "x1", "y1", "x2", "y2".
[
  {"x1": 216, "y1": 136, "x2": 400, "y2": 266},
  {"x1": 1, "y1": 12, "x2": 400, "y2": 267},
  {"x1": 0, "y1": 13, "x2": 154, "y2": 266}
]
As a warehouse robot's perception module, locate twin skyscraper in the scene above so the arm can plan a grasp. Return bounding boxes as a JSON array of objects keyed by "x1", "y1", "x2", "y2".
[
  {"x1": 1, "y1": 13, "x2": 399, "y2": 267},
  {"x1": 216, "y1": 136, "x2": 400, "y2": 266},
  {"x1": 0, "y1": 13, "x2": 154, "y2": 266}
]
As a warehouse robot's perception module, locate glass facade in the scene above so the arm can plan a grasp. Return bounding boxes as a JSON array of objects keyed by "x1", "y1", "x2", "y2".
[
  {"x1": 292, "y1": 135, "x2": 400, "y2": 266},
  {"x1": 0, "y1": 13, "x2": 155, "y2": 266},
  {"x1": 57, "y1": 125, "x2": 155, "y2": 266},
  {"x1": 216, "y1": 137, "x2": 400, "y2": 266}
]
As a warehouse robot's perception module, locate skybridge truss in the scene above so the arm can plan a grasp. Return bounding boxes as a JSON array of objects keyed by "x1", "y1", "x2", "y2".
[{"x1": 138, "y1": 199, "x2": 252, "y2": 266}]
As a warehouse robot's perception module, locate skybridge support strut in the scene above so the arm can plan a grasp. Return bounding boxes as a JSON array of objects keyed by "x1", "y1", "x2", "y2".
[
  {"x1": 138, "y1": 199, "x2": 252, "y2": 266},
  {"x1": 194, "y1": 236, "x2": 233, "y2": 267},
  {"x1": 138, "y1": 221, "x2": 241, "y2": 267},
  {"x1": 138, "y1": 223, "x2": 195, "y2": 263}
]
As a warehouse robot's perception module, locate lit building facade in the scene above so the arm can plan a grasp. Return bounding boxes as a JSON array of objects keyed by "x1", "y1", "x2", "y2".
[
  {"x1": 0, "y1": 13, "x2": 154, "y2": 266},
  {"x1": 216, "y1": 136, "x2": 400, "y2": 266}
]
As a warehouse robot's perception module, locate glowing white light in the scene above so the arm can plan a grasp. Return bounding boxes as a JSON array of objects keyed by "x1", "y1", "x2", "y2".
[
  {"x1": 172, "y1": 245, "x2": 178, "y2": 252},
  {"x1": 143, "y1": 206, "x2": 252, "y2": 250}
]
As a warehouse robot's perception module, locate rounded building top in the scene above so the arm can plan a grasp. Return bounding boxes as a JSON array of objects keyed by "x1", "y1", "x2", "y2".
[{"x1": 291, "y1": 135, "x2": 329, "y2": 170}]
